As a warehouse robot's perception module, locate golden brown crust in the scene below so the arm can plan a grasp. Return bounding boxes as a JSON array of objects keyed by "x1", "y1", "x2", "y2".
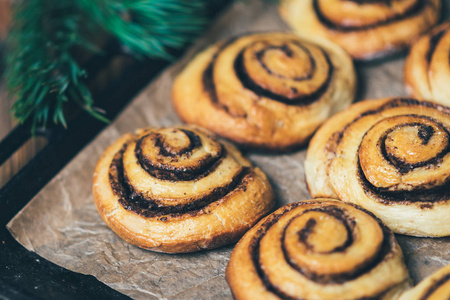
[
  {"x1": 305, "y1": 99, "x2": 388, "y2": 199},
  {"x1": 305, "y1": 97, "x2": 450, "y2": 237},
  {"x1": 226, "y1": 199, "x2": 411, "y2": 300},
  {"x1": 280, "y1": 0, "x2": 441, "y2": 60},
  {"x1": 93, "y1": 125, "x2": 275, "y2": 253},
  {"x1": 405, "y1": 22, "x2": 450, "y2": 106},
  {"x1": 399, "y1": 265, "x2": 450, "y2": 300},
  {"x1": 172, "y1": 32, "x2": 356, "y2": 151}
]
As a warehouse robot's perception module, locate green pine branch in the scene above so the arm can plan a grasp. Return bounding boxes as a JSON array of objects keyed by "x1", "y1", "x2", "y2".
[
  {"x1": 77, "y1": 0, "x2": 207, "y2": 59},
  {"x1": 6, "y1": 0, "x2": 103, "y2": 132},
  {"x1": 6, "y1": 0, "x2": 208, "y2": 132}
]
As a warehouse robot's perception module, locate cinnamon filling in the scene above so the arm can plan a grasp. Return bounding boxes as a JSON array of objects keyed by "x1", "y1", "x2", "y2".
[
  {"x1": 135, "y1": 131, "x2": 225, "y2": 181},
  {"x1": 234, "y1": 44, "x2": 333, "y2": 105},
  {"x1": 248, "y1": 202, "x2": 394, "y2": 299},
  {"x1": 377, "y1": 121, "x2": 449, "y2": 174},
  {"x1": 108, "y1": 130, "x2": 251, "y2": 218},
  {"x1": 420, "y1": 274, "x2": 450, "y2": 300},
  {"x1": 313, "y1": 0, "x2": 427, "y2": 32},
  {"x1": 357, "y1": 161, "x2": 450, "y2": 204},
  {"x1": 202, "y1": 36, "x2": 333, "y2": 110}
]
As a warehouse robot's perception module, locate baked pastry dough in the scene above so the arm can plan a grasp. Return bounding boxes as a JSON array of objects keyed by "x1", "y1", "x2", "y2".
[
  {"x1": 226, "y1": 199, "x2": 410, "y2": 300},
  {"x1": 305, "y1": 98, "x2": 450, "y2": 237},
  {"x1": 93, "y1": 125, "x2": 274, "y2": 253},
  {"x1": 279, "y1": 0, "x2": 441, "y2": 60},
  {"x1": 405, "y1": 22, "x2": 450, "y2": 106},
  {"x1": 172, "y1": 32, "x2": 356, "y2": 151},
  {"x1": 399, "y1": 265, "x2": 450, "y2": 300}
]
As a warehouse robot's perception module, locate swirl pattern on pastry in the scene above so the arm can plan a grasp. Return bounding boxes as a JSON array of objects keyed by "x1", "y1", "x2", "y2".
[
  {"x1": 93, "y1": 126, "x2": 275, "y2": 253},
  {"x1": 226, "y1": 199, "x2": 410, "y2": 300},
  {"x1": 279, "y1": 0, "x2": 441, "y2": 60},
  {"x1": 399, "y1": 265, "x2": 450, "y2": 300},
  {"x1": 172, "y1": 32, "x2": 355, "y2": 151},
  {"x1": 305, "y1": 98, "x2": 450, "y2": 237},
  {"x1": 405, "y1": 22, "x2": 450, "y2": 106}
]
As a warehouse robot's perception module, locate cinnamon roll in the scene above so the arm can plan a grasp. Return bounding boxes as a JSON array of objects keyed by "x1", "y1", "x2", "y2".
[
  {"x1": 226, "y1": 199, "x2": 411, "y2": 300},
  {"x1": 279, "y1": 0, "x2": 441, "y2": 60},
  {"x1": 399, "y1": 265, "x2": 450, "y2": 300},
  {"x1": 405, "y1": 22, "x2": 450, "y2": 106},
  {"x1": 93, "y1": 126, "x2": 275, "y2": 253},
  {"x1": 305, "y1": 98, "x2": 450, "y2": 237},
  {"x1": 172, "y1": 32, "x2": 356, "y2": 151}
]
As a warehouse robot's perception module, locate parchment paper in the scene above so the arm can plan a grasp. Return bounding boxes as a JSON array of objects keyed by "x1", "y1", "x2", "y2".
[{"x1": 7, "y1": 1, "x2": 450, "y2": 299}]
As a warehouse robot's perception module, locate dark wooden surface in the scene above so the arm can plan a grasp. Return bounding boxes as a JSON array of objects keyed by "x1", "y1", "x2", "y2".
[{"x1": 0, "y1": 1, "x2": 231, "y2": 299}]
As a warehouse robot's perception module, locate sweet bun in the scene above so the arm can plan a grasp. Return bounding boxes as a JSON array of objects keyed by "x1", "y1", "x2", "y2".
[
  {"x1": 280, "y1": 0, "x2": 441, "y2": 60},
  {"x1": 399, "y1": 265, "x2": 450, "y2": 300},
  {"x1": 405, "y1": 22, "x2": 450, "y2": 106},
  {"x1": 93, "y1": 125, "x2": 274, "y2": 253},
  {"x1": 305, "y1": 98, "x2": 450, "y2": 237},
  {"x1": 226, "y1": 199, "x2": 410, "y2": 300},
  {"x1": 172, "y1": 32, "x2": 356, "y2": 151}
]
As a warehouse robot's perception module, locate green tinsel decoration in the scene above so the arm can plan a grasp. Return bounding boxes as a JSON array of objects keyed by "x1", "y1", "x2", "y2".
[{"x1": 5, "y1": 0, "x2": 207, "y2": 131}]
